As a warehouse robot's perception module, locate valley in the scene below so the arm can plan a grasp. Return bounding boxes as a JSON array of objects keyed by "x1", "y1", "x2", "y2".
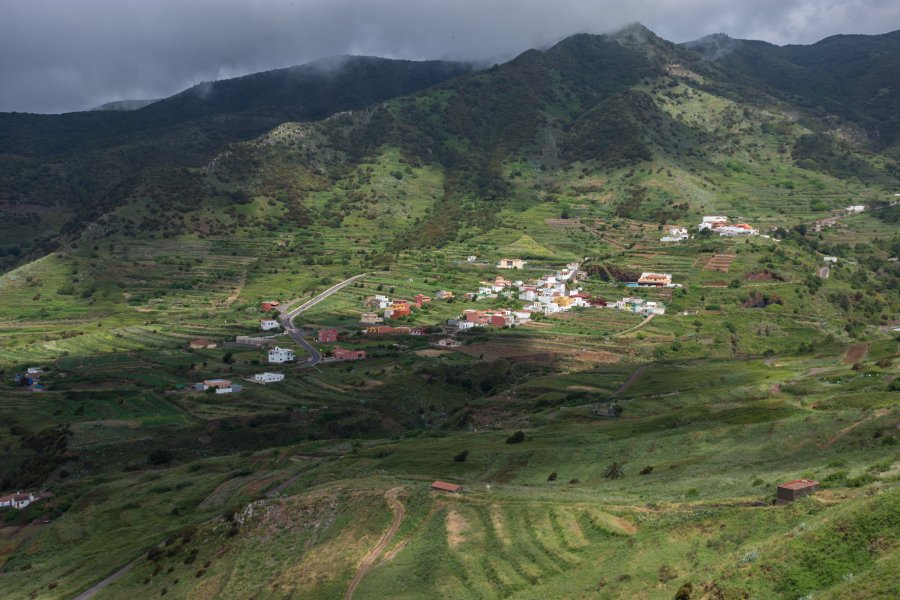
[{"x1": 0, "y1": 24, "x2": 897, "y2": 600}]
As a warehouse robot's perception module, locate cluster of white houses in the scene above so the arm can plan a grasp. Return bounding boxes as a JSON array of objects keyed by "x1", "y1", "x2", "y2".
[
  {"x1": 698, "y1": 216, "x2": 759, "y2": 237},
  {"x1": 360, "y1": 293, "x2": 438, "y2": 323}
]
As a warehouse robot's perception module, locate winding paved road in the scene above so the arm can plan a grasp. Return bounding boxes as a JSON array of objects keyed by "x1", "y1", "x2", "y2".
[{"x1": 279, "y1": 273, "x2": 367, "y2": 367}]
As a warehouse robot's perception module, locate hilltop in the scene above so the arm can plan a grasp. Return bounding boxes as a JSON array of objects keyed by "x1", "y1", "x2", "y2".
[{"x1": 0, "y1": 24, "x2": 897, "y2": 600}]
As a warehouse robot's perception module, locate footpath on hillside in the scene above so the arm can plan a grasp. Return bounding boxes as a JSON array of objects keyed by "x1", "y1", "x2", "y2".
[{"x1": 344, "y1": 487, "x2": 405, "y2": 600}]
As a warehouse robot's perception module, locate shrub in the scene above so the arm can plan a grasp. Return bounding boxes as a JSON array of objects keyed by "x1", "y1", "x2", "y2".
[
  {"x1": 148, "y1": 449, "x2": 173, "y2": 465},
  {"x1": 639, "y1": 466, "x2": 653, "y2": 475},
  {"x1": 547, "y1": 471, "x2": 558, "y2": 481},
  {"x1": 674, "y1": 582, "x2": 693, "y2": 599},
  {"x1": 453, "y1": 450, "x2": 469, "y2": 463},
  {"x1": 506, "y1": 431, "x2": 525, "y2": 444},
  {"x1": 603, "y1": 462, "x2": 625, "y2": 480}
]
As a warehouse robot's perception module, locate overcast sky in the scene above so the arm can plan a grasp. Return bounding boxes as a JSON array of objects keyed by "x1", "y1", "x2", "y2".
[{"x1": 2, "y1": 0, "x2": 898, "y2": 114}]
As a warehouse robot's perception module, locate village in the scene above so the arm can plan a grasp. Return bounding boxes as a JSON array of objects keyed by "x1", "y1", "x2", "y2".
[{"x1": 153, "y1": 200, "x2": 887, "y2": 408}]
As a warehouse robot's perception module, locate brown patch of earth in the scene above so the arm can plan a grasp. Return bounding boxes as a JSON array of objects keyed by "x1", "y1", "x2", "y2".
[
  {"x1": 490, "y1": 505, "x2": 511, "y2": 546},
  {"x1": 445, "y1": 510, "x2": 469, "y2": 548},
  {"x1": 843, "y1": 343, "x2": 869, "y2": 365}
]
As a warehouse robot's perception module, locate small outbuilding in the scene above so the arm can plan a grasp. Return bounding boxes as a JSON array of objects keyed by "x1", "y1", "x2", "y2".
[
  {"x1": 430, "y1": 481, "x2": 462, "y2": 493},
  {"x1": 776, "y1": 479, "x2": 819, "y2": 504}
]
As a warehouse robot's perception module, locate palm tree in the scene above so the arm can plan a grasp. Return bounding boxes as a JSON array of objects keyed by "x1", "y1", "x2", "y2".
[{"x1": 603, "y1": 462, "x2": 625, "y2": 480}]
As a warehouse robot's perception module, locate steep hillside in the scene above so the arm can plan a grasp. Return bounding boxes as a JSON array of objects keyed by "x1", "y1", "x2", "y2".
[
  {"x1": 0, "y1": 24, "x2": 898, "y2": 600},
  {"x1": 684, "y1": 29, "x2": 900, "y2": 151},
  {"x1": 0, "y1": 57, "x2": 474, "y2": 267}
]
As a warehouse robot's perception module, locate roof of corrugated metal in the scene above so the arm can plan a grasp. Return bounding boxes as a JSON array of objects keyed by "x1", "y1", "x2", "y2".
[{"x1": 430, "y1": 481, "x2": 461, "y2": 492}]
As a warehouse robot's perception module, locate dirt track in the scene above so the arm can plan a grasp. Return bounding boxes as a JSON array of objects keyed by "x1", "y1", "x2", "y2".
[
  {"x1": 819, "y1": 409, "x2": 890, "y2": 449},
  {"x1": 611, "y1": 365, "x2": 647, "y2": 398},
  {"x1": 344, "y1": 487, "x2": 405, "y2": 600},
  {"x1": 72, "y1": 559, "x2": 137, "y2": 600},
  {"x1": 609, "y1": 313, "x2": 655, "y2": 338}
]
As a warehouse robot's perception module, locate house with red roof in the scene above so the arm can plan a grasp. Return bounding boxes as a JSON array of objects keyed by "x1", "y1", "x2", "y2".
[
  {"x1": 0, "y1": 492, "x2": 37, "y2": 509},
  {"x1": 430, "y1": 481, "x2": 462, "y2": 493}
]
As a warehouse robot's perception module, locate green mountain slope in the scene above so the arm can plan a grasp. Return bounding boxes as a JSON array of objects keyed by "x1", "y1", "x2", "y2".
[
  {"x1": 684, "y1": 29, "x2": 900, "y2": 151},
  {"x1": 0, "y1": 25, "x2": 897, "y2": 600}
]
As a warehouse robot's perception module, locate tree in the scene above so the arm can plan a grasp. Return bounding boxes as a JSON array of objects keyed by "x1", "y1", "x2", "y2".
[
  {"x1": 506, "y1": 431, "x2": 525, "y2": 444},
  {"x1": 603, "y1": 461, "x2": 625, "y2": 480},
  {"x1": 148, "y1": 449, "x2": 173, "y2": 465},
  {"x1": 453, "y1": 450, "x2": 469, "y2": 462}
]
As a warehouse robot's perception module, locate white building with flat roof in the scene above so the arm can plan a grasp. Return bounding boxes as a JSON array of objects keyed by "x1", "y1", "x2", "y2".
[
  {"x1": 268, "y1": 347, "x2": 295, "y2": 363},
  {"x1": 253, "y1": 372, "x2": 285, "y2": 384},
  {"x1": 260, "y1": 319, "x2": 281, "y2": 331}
]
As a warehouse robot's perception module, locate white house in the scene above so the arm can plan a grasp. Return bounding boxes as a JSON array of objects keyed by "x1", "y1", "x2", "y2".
[
  {"x1": 642, "y1": 301, "x2": 667, "y2": 315},
  {"x1": 717, "y1": 224, "x2": 758, "y2": 237},
  {"x1": 253, "y1": 372, "x2": 285, "y2": 384},
  {"x1": 699, "y1": 216, "x2": 729, "y2": 230},
  {"x1": 612, "y1": 297, "x2": 665, "y2": 315},
  {"x1": 268, "y1": 347, "x2": 295, "y2": 363},
  {"x1": 0, "y1": 492, "x2": 37, "y2": 509},
  {"x1": 845, "y1": 205, "x2": 865, "y2": 213},
  {"x1": 447, "y1": 319, "x2": 476, "y2": 330},
  {"x1": 661, "y1": 226, "x2": 689, "y2": 242},
  {"x1": 467, "y1": 255, "x2": 477, "y2": 262},
  {"x1": 436, "y1": 338, "x2": 461, "y2": 348},
  {"x1": 823, "y1": 256, "x2": 839, "y2": 264},
  {"x1": 374, "y1": 295, "x2": 391, "y2": 309},
  {"x1": 260, "y1": 319, "x2": 281, "y2": 331},
  {"x1": 26, "y1": 367, "x2": 42, "y2": 375}
]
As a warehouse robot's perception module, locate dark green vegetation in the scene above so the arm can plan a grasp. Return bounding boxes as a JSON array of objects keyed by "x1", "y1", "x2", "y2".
[{"x1": 0, "y1": 24, "x2": 898, "y2": 600}]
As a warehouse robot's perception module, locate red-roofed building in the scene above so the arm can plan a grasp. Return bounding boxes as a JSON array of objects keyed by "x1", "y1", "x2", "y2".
[
  {"x1": 0, "y1": 492, "x2": 37, "y2": 509},
  {"x1": 261, "y1": 301, "x2": 280, "y2": 312},
  {"x1": 333, "y1": 348, "x2": 366, "y2": 361},
  {"x1": 387, "y1": 306, "x2": 411, "y2": 319},
  {"x1": 414, "y1": 294, "x2": 432, "y2": 308},
  {"x1": 318, "y1": 329, "x2": 338, "y2": 343},
  {"x1": 430, "y1": 481, "x2": 462, "y2": 493},
  {"x1": 637, "y1": 272, "x2": 673, "y2": 286},
  {"x1": 776, "y1": 479, "x2": 819, "y2": 503},
  {"x1": 491, "y1": 314, "x2": 513, "y2": 328}
]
